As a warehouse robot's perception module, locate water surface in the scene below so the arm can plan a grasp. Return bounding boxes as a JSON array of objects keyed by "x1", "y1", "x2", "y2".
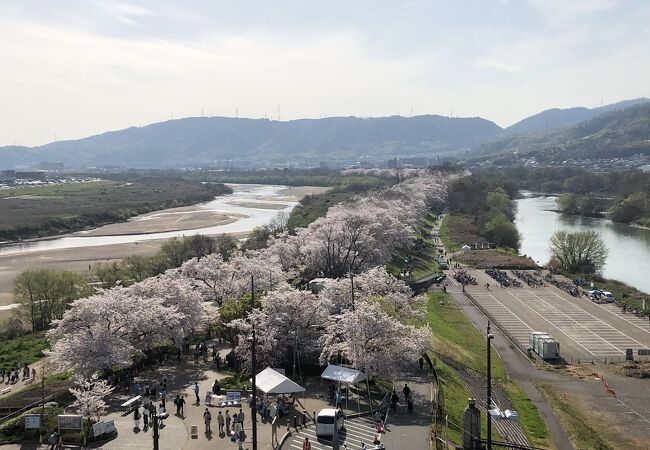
[{"x1": 516, "y1": 193, "x2": 650, "y2": 294}]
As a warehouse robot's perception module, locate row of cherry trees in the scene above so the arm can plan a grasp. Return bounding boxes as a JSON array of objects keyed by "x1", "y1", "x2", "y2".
[{"x1": 49, "y1": 171, "x2": 456, "y2": 378}]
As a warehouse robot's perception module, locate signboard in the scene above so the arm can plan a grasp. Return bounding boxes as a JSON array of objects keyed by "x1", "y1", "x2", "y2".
[
  {"x1": 58, "y1": 415, "x2": 83, "y2": 430},
  {"x1": 638, "y1": 349, "x2": 650, "y2": 356},
  {"x1": 24, "y1": 414, "x2": 41, "y2": 429},
  {"x1": 92, "y1": 420, "x2": 115, "y2": 437}
]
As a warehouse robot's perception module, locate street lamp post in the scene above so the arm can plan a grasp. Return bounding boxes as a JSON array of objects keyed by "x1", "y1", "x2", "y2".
[
  {"x1": 250, "y1": 275, "x2": 258, "y2": 450},
  {"x1": 486, "y1": 322, "x2": 494, "y2": 450}
]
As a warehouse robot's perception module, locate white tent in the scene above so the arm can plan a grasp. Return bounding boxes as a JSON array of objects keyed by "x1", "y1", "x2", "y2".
[
  {"x1": 320, "y1": 365, "x2": 367, "y2": 384},
  {"x1": 254, "y1": 367, "x2": 306, "y2": 394},
  {"x1": 461, "y1": 244, "x2": 471, "y2": 253}
]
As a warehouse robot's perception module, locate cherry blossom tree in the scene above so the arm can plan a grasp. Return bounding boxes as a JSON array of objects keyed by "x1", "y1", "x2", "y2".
[
  {"x1": 267, "y1": 171, "x2": 454, "y2": 280},
  {"x1": 181, "y1": 251, "x2": 288, "y2": 305},
  {"x1": 319, "y1": 301, "x2": 431, "y2": 378},
  {"x1": 230, "y1": 287, "x2": 329, "y2": 372},
  {"x1": 320, "y1": 267, "x2": 425, "y2": 321},
  {"x1": 49, "y1": 272, "x2": 217, "y2": 375},
  {"x1": 69, "y1": 373, "x2": 114, "y2": 421}
]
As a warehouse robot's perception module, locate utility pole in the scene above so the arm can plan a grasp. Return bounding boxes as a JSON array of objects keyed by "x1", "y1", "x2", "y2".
[
  {"x1": 350, "y1": 271, "x2": 355, "y2": 311},
  {"x1": 250, "y1": 275, "x2": 258, "y2": 450},
  {"x1": 153, "y1": 414, "x2": 159, "y2": 450},
  {"x1": 486, "y1": 322, "x2": 494, "y2": 450}
]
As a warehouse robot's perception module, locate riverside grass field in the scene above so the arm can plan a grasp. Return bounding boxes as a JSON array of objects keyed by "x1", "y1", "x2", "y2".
[{"x1": 0, "y1": 176, "x2": 231, "y2": 242}]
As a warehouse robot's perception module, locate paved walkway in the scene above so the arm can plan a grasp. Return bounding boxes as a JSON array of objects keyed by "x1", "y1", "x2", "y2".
[{"x1": 381, "y1": 372, "x2": 431, "y2": 450}]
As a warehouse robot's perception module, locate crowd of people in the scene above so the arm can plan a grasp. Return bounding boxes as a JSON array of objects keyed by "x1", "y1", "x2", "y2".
[{"x1": 0, "y1": 363, "x2": 35, "y2": 385}]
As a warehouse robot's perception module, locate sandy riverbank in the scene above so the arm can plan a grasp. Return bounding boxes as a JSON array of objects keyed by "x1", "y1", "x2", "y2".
[{"x1": 73, "y1": 206, "x2": 242, "y2": 237}]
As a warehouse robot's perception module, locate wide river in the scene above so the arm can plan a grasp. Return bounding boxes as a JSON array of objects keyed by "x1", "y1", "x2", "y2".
[
  {"x1": 515, "y1": 193, "x2": 650, "y2": 294},
  {"x1": 0, "y1": 184, "x2": 302, "y2": 256}
]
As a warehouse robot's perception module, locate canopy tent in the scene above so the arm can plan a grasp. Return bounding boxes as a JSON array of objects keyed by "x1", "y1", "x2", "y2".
[
  {"x1": 320, "y1": 364, "x2": 367, "y2": 384},
  {"x1": 254, "y1": 367, "x2": 306, "y2": 394},
  {"x1": 321, "y1": 365, "x2": 371, "y2": 416}
]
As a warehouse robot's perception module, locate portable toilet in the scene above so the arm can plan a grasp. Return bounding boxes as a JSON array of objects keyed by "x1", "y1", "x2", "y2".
[
  {"x1": 534, "y1": 334, "x2": 551, "y2": 355},
  {"x1": 528, "y1": 332, "x2": 546, "y2": 351},
  {"x1": 540, "y1": 339, "x2": 560, "y2": 360}
]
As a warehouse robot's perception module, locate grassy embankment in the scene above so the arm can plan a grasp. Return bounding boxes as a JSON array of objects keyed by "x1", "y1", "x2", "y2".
[
  {"x1": 0, "y1": 333, "x2": 49, "y2": 371},
  {"x1": 387, "y1": 212, "x2": 440, "y2": 279},
  {"x1": 533, "y1": 382, "x2": 625, "y2": 450},
  {"x1": 287, "y1": 175, "x2": 390, "y2": 229},
  {"x1": 0, "y1": 177, "x2": 231, "y2": 242},
  {"x1": 0, "y1": 372, "x2": 88, "y2": 445},
  {"x1": 427, "y1": 292, "x2": 551, "y2": 448}
]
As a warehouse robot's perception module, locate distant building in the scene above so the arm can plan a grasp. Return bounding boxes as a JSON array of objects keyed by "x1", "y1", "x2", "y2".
[
  {"x1": 0, "y1": 170, "x2": 15, "y2": 180},
  {"x1": 15, "y1": 171, "x2": 46, "y2": 180}
]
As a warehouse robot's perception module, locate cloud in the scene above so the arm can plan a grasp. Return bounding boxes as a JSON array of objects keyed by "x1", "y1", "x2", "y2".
[
  {"x1": 0, "y1": 15, "x2": 429, "y2": 144},
  {"x1": 476, "y1": 59, "x2": 524, "y2": 73},
  {"x1": 527, "y1": 0, "x2": 618, "y2": 22}
]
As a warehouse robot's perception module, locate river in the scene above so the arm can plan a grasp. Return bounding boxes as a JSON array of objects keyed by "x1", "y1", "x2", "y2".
[{"x1": 515, "y1": 193, "x2": 650, "y2": 294}]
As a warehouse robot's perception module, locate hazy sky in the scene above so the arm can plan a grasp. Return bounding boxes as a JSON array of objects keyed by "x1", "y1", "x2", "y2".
[{"x1": 2, "y1": 0, "x2": 649, "y2": 146}]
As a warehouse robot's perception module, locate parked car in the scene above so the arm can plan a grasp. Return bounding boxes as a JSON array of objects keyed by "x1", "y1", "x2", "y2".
[
  {"x1": 588, "y1": 289, "x2": 603, "y2": 298},
  {"x1": 315, "y1": 408, "x2": 345, "y2": 437},
  {"x1": 601, "y1": 291, "x2": 615, "y2": 303}
]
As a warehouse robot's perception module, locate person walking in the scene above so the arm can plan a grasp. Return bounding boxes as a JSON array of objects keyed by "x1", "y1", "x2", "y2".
[
  {"x1": 194, "y1": 382, "x2": 200, "y2": 404},
  {"x1": 418, "y1": 357, "x2": 424, "y2": 371},
  {"x1": 133, "y1": 407, "x2": 141, "y2": 429},
  {"x1": 178, "y1": 394, "x2": 186, "y2": 416},
  {"x1": 302, "y1": 437, "x2": 312, "y2": 450},
  {"x1": 160, "y1": 389, "x2": 167, "y2": 409},
  {"x1": 47, "y1": 431, "x2": 60, "y2": 450},
  {"x1": 148, "y1": 402, "x2": 155, "y2": 423},
  {"x1": 174, "y1": 394, "x2": 181, "y2": 415},
  {"x1": 203, "y1": 408, "x2": 212, "y2": 433},
  {"x1": 391, "y1": 390, "x2": 399, "y2": 410},
  {"x1": 225, "y1": 409, "x2": 232, "y2": 435},
  {"x1": 143, "y1": 406, "x2": 149, "y2": 429},
  {"x1": 235, "y1": 418, "x2": 244, "y2": 441},
  {"x1": 402, "y1": 383, "x2": 411, "y2": 402},
  {"x1": 217, "y1": 410, "x2": 225, "y2": 434},
  {"x1": 335, "y1": 390, "x2": 343, "y2": 409},
  {"x1": 238, "y1": 408, "x2": 245, "y2": 427}
]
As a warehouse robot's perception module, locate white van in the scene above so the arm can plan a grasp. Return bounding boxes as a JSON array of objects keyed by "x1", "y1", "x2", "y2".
[{"x1": 315, "y1": 408, "x2": 345, "y2": 437}]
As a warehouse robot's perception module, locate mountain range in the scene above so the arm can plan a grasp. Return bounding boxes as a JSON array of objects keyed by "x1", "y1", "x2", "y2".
[
  {"x1": 505, "y1": 98, "x2": 648, "y2": 134},
  {"x1": 0, "y1": 98, "x2": 648, "y2": 169},
  {"x1": 476, "y1": 102, "x2": 650, "y2": 162}
]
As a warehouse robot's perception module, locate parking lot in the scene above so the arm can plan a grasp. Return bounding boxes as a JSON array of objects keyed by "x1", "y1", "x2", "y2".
[{"x1": 447, "y1": 269, "x2": 650, "y2": 361}]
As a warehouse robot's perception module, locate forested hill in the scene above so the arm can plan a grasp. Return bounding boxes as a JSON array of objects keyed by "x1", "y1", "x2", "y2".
[
  {"x1": 475, "y1": 103, "x2": 650, "y2": 161},
  {"x1": 0, "y1": 115, "x2": 501, "y2": 169},
  {"x1": 506, "y1": 98, "x2": 648, "y2": 134}
]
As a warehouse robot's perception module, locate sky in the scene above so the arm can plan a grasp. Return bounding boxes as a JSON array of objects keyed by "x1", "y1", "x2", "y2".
[{"x1": 1, "y1": 0, "x2": 649, "y2": 147}]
